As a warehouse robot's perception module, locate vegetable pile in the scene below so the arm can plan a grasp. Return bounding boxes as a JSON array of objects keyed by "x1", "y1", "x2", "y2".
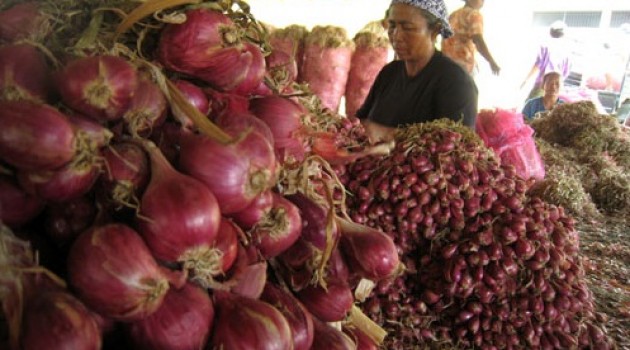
[
  {"x1": 530, "y1": 101, "x2": 630, "y2": 217},
  {"x1": 341, "y1": 120, "x2": 614, "y2": 349}
]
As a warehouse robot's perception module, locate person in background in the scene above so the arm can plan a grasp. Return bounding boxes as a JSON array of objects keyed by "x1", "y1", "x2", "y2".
[
  {"x1": 356, "y1": 0, "x2": 478, "y2": 143},
  {"x1": 519, "y1": 20, "x2": 572, "y2": 100},
  {"x1": 441, "y1": 0, "x2": 500, "y2": 76},
  {"x1": 521, "y1": 71, "x2": 565, "y2": 120}
]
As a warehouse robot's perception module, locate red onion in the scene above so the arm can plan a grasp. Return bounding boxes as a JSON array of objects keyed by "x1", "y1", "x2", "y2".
[
  {"x1": 126, "y1": 283, "x2": 214, "y2": 350},
  {"x1": 200, "y1": 217, "x2": 240, "y2": 278},
  {"x1": 261, "y1": 283, "x2": 315, "y2": 350},
  {"x1": 0, "y1": 174, "x2": 45, "y2": 228},
  {"x1": 295, "y1": 280, "x2": 354, "y2": 322},
  {"x1": 205, "y1": 87, "x2": 250, "y2": 120},
  {"x1": 0, "y1": 100, "x2": 75, "y2": 171},
  {"x1": 228, "y1": 189, "x2": 274, "y2": 230},
  {"x1": 230, "y1": 42, "x2": 266, "y2": 96},
  {"x1": 55, "y1": 55, "x2": 138, "y2": 122},
  {"x1": 249, "y1": 95, "x2": 309, "y2": 162},
  {"x1": 0, "y1": 43, "x2": 50, "y2": 102},
  {"x1": 66, "y1": 114, "x2": 113, "y2": 149},
  {"x1": 20, "y1": 291, "x2": 102, "y2": 350},
  {"x1": 44, "y1": 195, "x2": 96, "y2": 246},
  {"x1": 211, "y1": 291, "x2": 293, "y2": 350},
  {"x1": 67, "y1": 223, "x2": 170, "y2": 321},
  {"x1": 178, "y1": 129, "x2": 277, "y2": 214},
  {"x1": 157, "y1": 9, "x2": 253, "y2": 91},
  {"x1": 214, "y1": 110, "x2": 275, "y2": 144},
  {"x1": 150, "y1": 121, "x2": 182, "y2": 165},
  {"x1": 18, "y1": 160, "x2": 100, "y2": 202},
  {"x1": 136, "y1": 140, "x2": 221, "y2": 273},
  {"x1": 229, "y1": 259, "x2": 268, "y2": 299},
  {"x1": 265, "y1": 49, "x2": 298, "y2": 83},
  {"x1": 311, "y1": 318, "x2": 356, "y2": 350},
  {"x1": 123, "y1": 77, "x2": 167, "y2": 137},
  {"x1": 0, "y1": 2, "x2": 49, "y2": 43},
  {"x1": 344, "y1": 326, "x2": 379, "y2": 350},
  {"x1": 99, "y1": 141, "x2": 149, "y2": 208},
  {"x1": 171, "y1": 80, "x2": 210, "y2": 129},
  {"x1": 251, "y1": 192, "x2": 302, "y2": 258},
  {"x1": 286, "y1": 192, "x2": 337, "y2": 251},
  {"x1": 337, "y1": 217, "x2": 400, "y2": 281}
]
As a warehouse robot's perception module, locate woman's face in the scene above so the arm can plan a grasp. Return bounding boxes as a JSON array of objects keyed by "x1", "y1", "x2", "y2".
[
  {"x1": 543, "y1": 74, "x2": 561, "y2": 98},
  {"x1": 387, "y1": 4, "x2": 437, "y2": 62}
]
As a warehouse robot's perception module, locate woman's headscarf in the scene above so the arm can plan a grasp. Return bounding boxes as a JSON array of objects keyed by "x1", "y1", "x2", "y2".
[{"x1": 390, "y1": 0, "x2": 454, "y2": 38}]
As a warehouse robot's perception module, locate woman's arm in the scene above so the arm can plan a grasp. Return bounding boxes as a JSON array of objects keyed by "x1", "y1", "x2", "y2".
[{"x1": 472, "y1": 34, "x2": 500, "y2": 75}]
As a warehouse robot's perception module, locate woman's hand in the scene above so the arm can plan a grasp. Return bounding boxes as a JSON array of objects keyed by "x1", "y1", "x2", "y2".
[
  {"x1": 362, "y1": 119, "x2": 396, "y2": 144},
  {"x1": 490, "y1": 61, "x2": 500, "y2": 75}
]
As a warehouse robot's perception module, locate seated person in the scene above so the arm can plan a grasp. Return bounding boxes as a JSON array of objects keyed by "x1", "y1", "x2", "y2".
[{"x1": 522, "y1": 71, "x2": 564, "y2": 120}]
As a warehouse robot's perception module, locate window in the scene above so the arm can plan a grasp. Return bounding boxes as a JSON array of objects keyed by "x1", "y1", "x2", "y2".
[
  {"x1": 533, "y1": 11, "x2": 602, "y2": 28},
  {"x1": 610, "y1": 11, "x2": 630, "y2": 28}
]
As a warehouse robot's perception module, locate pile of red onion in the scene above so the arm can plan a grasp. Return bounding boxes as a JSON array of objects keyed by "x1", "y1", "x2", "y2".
[{"x1": 342, "y1": 120, "x2": 614, "y2": 349}]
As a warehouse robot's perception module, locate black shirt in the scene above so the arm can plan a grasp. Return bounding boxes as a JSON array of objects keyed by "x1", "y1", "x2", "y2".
[{"x1": 356, "y1": 51, "x2": 478, "y2": 128}]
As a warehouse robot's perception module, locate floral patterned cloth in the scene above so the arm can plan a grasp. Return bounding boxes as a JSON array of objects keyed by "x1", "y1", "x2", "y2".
[
  {"x1": 441, "y1": 6, "x2": 483, "y2": 74},
  {"x1": 390, "y1": 0, "x2": 454, "y2": 38}
]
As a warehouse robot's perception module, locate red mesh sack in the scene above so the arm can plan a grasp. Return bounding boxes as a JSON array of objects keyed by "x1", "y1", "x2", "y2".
[
  {"x1": 476, "y1": 108, "x2": 530, "y2": 147},
  {"x1": 496, "y1": 131, "x2": 545, "y2": 181}
]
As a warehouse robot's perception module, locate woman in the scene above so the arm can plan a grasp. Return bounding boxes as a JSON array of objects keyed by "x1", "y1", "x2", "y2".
[
  {"x1": 356, "y1": 0, "x2": 478, "y2": 143},
  {"x1": 441, "y1": 0, "x2": 500, "y2": 76},
  {"x1": 521, "y1": 71, "x2": 564, "y2": 120},
  {"x1": 519, "y1": 20, "x2": 571, "y2": 100}
]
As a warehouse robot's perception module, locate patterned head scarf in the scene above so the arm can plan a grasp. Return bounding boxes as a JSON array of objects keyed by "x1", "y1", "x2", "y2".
[{"x1": 390, "y1": 0, "x2": 454, "y2": 38}]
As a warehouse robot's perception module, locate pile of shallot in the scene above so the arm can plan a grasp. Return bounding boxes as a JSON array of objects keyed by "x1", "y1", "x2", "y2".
[
  {"x1": 0, "y1": 1, "x2": 401, "y2": 349},
  {"x1": 341, "y1": 120, "x2": 614, "y2": 349}
]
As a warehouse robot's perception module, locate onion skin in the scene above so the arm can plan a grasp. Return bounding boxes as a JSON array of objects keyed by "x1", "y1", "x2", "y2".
[
  {"x1": 249, "y1": 95, "x2": 308, "y2": 162},
  {"x1": 286, "y1": 192, "x2": 336, "y2": 251},
  {"x1": 261, "y1": 283, "x2": 315, "y2": 350},
  {"x1": 137, "y1": 141, "x2": 221, "y2": 263},
  {"x1": 295, "y1": 280, "x2": 354, "y2": 322},
  {"x1": 123, "y1": 77, "x2": 167, "y2": 137},
  {"x1": 171, "y1": 80, "x2": 210, "y2": 129},
  {"x1": 214, "y1": 218, "x2": 240, "y2": 274},
  {"x1": 56, "y1": 55, "x2": 138, "y2": 122},
  {"x1": 20, "y1": 291, "x2": 102, "y2": 350},
  {"x1": 230, "y1": 42, "x2": 266, "y2": 96},
  {"x1": 0, "y1": 2, "x2": 49, "y2": 43},
  {"x1": 0, "y1": 100, "x2": 75, "y2": 171},
  {"x1": 344, "y1": 327, "x2": 378, "y2": 350},
  {"x1": 0, "y1": 174, "x2": 45, "y2": 228},
  {"x1": 311, "y1": 318, "x2": 356, "y2": 350},
  {"x1": 215, "y1": 110, "x2": 275, "y2": 144},
  {"x1": 0, "y1": 43, "x2": 50, "y2": 102},
  {"x1": 229, "y1": 189, "x2": 274, "y2": 230},
  {"x1": 44, "y1": 195, "x2": 96, "y2": 246},
  {"x1": 126, "y1": 283, "x2": 214, "y2": 350},
  {"x1": 337, "y1": 217, "x2": 400, "y2": 281},
  {"x1": 99, "y1": 141, "x2": 150, "y2": 207},
  {"x1": 178, "y1": 129, "x2": 276, "y2": 214},
  {"x1": 67, "y1": 223, "x2": 170, "y2": 321},
  {"x1": 211, "y1": 291, "x2": 293, "y2": 350},
  {"x1": 157, "y1": 9, "x2": 252, "y2": 91},
  {"x1": 66, "y1": 114, "x2": 113, "y2": 149},
  {"x1": 18, "y1": 161, "x2": 100, "y2": 202},
  {"x1": 252, "y1": 193, "x2": 303, "y2": 259}
]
